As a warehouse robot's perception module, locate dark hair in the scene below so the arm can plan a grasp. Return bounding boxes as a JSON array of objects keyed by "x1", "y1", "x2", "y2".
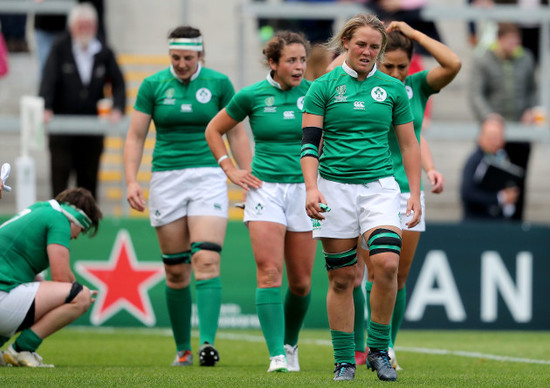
[
  {"x1": 168, "y1": 26, "x2": 201, "y2": 39},
  {"x1": 386, "y1": 30, "x2": 414, "y2": 60},
  {"x1": 263, "y1": 30, "x2": 310, "y2": 66},
  {"x1": 55, "y1": 187, "x2": 102, "y2": 236}
]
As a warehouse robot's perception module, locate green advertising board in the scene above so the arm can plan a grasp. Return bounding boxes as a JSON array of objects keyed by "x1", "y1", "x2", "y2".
[{"x1": 67, "y1": 218, "x2": 330, "y2": 329}]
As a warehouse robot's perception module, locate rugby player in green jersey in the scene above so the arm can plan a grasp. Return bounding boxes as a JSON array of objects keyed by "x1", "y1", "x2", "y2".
[
  {"x1": 206, "y1": 31, "x2": 316, "y2": 373},
  {"x1": 124, "y1": 26, "x2": 253, "y2": 367},
  {"x1": 301, "y1": 14, "x2": 421, "y2": 382},
  {"x1": 329, "y1": 20, "x2": 461, "y2": 370},
  {"x1": 0, "y1": 188, "x2": 101, "y2": 367}
]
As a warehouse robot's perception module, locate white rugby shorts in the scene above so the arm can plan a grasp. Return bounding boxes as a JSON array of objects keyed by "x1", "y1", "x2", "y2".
[
  {"x1": 149, "y1": 167, "x2": 228, "y2": 227},
  {"x1": 312, "y1": 176, "x2": 401, "y2": 240},
  {"x1": 0, "y1": 282, "x2": 39, "y2": 337},
  {"x1": 244, "y1": 182, "x2": 312, "y2": 232}
]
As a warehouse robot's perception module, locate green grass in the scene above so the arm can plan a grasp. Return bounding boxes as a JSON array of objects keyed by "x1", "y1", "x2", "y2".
[{"x1": 1, "y1": 328, "x2": 549, "y2": 387}]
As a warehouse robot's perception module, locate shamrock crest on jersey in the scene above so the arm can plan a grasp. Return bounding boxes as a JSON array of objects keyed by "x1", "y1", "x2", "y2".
[
  {"x1": 196, "y1": 88, "x2": 212, "y2": 103},
  {"x1": 405, "y1": 85, "x2": 413, "y2": 100},
  {"x1": 371, "y1": 87, "x2": 387, "y2": 102},
  {"x1": 297, "y1": 96, "x2": 305, "y2": 110}
]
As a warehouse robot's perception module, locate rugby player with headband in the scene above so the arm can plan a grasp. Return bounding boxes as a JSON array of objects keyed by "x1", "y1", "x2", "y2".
[{"x1": 0, "y1": 188, "x2": 102, "y2": 367}]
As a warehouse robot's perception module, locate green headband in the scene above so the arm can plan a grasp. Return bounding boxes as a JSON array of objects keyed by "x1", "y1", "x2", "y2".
[
  {"x1": 169, "y1": 37, "x2": 203, "y2": 52},
  {"x1": 59, "y1": 203, "x2": 92, "y2": 232}
]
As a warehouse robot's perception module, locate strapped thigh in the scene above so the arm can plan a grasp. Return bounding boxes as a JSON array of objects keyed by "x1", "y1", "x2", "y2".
[
  {"x1": 324, "y1": 245, "x2": 357, "y2": 271},
  {"x1": 367, "y1": 228, "x2": 402, "y2": 256}
]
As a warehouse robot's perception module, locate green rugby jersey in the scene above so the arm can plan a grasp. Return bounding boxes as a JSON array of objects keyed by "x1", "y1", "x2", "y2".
[
  {"x1": 225, "y1": 74, "x2": 311, "y2": 183},
  {"x1": 0, "y1": 201, "x2": 70, "y2": 292},
  {"x1": 388, "y1": 70, "x2": 437, "y2": 193},
  {"x1": 303, "y1": 63, "x2": 413, "y2": 184},
  {"x1": 134, "y1": 64, "x2": 235, "y2": 171}
]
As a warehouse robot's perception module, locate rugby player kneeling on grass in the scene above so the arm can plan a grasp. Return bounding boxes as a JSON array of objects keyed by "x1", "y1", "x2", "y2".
[{"x1": 0, "y1": 188, "x2": 101, "y2": 367}]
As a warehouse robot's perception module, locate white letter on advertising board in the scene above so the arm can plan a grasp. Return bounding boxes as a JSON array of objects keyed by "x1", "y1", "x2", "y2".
[
  {"x1": 406, "y1": 250, "x2": 466, "y2": 322},
  {"x1": 481, "y1": 251, "x2": 532, "y2": 323}
]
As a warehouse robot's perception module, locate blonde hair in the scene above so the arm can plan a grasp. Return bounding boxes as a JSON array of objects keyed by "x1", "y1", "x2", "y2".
[{"x1": 326, "y1": 13, "x2": 387, "y2": 58}]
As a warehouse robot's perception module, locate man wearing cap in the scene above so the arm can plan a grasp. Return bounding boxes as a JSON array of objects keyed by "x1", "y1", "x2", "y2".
[{"x1": 0, "y1": 188, "x2": 102, "y2": 367}]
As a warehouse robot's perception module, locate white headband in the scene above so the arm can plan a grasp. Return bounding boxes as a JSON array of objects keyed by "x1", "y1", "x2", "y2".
[{"x1": 169, "y1": 37, "x2": 203, "y2": 51}]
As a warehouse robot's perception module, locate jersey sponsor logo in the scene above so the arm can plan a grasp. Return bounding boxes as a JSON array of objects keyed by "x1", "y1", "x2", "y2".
[
  {"x1": 163, "y1": 88, "x2": 176, "y2": 105},
  {"x1": 283, "y1": 111, "x2": 296, "y2": 119},
  {"x1": 264, "y1": 96, "x2": 277, "y2": 112},
  {"x1": 297, "y1": 96, "x2": 305, "y2": 110},
  {"x1": 353, "y1": 101, "x2": 365, "y2": 110},
  {"x1": 196, "y1": 88, "x2": 212, "y2": 103},
  {"x1": 335, "y1": 84, "x2": 347, "y2": 102},
  {"x1": 371, "y1": 87, "x2": 387, "y2": 102},
  {"x1": 406, "y1": 85, "x2": 413, "y2": 100},
  {"x1": 181, "y1": 104, "x2": 192, "y2": 112}
]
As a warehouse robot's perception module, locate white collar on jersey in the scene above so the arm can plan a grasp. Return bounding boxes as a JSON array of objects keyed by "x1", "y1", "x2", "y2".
[
  {"x1": 342, "y1": 60, "x2": 377, "y2": 79},
  {"x1": 266, "y1": 72, "x2": 283, "y2": 90},
  {"x1": 170, "y1": 62, "x2": 202, "y2": 83}
]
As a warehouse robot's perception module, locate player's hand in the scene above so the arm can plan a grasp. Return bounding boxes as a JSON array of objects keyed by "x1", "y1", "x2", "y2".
[
  {"x1": 427, "y1": 169, "x2": 445, "y2": 194},
  {"x1": 405, "y1": 195, "x2": 422, "y2": 228},
  {"x1": 305, "y1": 188, "x2": 327, "y2": 220},
  {"x1": 386, "y1": 21, "x2": 416, "y2": 39},
  {"x1": 126, "y1": 181, "x2": 146, "y2": 212},
  {"x1": 226, "y1": 168, "x2": 262, "y2": 191},
  {"x1": 90, "y1": 290, "x2": 98, "y2": 303}
]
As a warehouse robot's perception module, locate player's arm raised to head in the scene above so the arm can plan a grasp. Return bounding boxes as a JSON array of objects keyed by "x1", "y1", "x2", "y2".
[
  {"x1": 386, "y1": 21, "x2": 461, "y2": 91},
  {"x1": 47, "y1": 244, "x2": 76, "y2": 283}
]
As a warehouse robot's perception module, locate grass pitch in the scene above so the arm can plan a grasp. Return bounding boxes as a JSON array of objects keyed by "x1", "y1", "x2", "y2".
[{"x1": 1, "y1": 328, "x2": 549, "y2": 387}]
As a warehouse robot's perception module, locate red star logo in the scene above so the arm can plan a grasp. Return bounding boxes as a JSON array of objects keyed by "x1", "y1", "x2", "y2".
[{"x1": 76, "y1": 230, "x2": 165, "y2": 326}]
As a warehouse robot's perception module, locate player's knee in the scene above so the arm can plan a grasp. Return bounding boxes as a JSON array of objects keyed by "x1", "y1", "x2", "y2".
[
  {"x1": 65, "y1": 282, "x2": 91, "y2": 314},
  {"x1": 288, "y1": 279, "x2": 311, "y2": 296},
  {"x1": 257, "y1": 266, "x2": 283, "y2": 288},
  {"x1": 191, "y1": 241, "x2": 221, "y2": 275}
]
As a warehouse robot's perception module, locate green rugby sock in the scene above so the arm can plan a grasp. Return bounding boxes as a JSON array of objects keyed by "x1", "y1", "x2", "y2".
[
  {"x1": 256, "y1": 287, "x2": 285, "y2": 357},
  {"x1": 331, "y1": 330, "x2": 355, "y2": 364},
  {"x1": 390, "y1": 286, "x2": 406, "y2": 348},
  {"x1": 14, "y1": 329, "x2": 42, "y2": 353},
  {"x1": 366, "y1": 320, "x2": 391, "y2": 351},
  {"x1": 196, "y1": 277, "x2": 222, "y2": 345},
  {"x1": 365, "y1": 281, "x2": 373, "y2": 333},
  {"x1": 284, "y1": 289, "x2": 311, "y2": 346},
  {"x1": 165, "y1": 285, "x2": 192, "y2": 352},
  {"x1": 353, "y1": 286, "x2": 366, "y2": 352}
]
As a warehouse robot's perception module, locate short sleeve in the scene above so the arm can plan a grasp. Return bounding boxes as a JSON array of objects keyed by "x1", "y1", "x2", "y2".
[
  {"x1": 134, "y1": 78, "x2": 155, "y2": 115},
  {"x1": 225, "y1": 88, "x2": 253, "y2": 122},
  {"x1": 302, "y1": 79, "x2": 327, "y2": 116}
]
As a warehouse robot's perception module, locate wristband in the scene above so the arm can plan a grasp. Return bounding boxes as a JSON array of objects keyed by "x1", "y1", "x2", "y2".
[{"x1": 217, "y1": 155, "x2": 229, "y2": 165}]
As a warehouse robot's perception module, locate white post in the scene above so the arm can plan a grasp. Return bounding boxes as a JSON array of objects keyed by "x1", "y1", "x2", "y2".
[{"x1": 17, "y1": 96, "x2": 45, "y2": 211}]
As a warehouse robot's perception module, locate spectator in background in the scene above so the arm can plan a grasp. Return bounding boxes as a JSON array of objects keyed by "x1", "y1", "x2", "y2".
[
  {"x1": 39, "y1": 2, "x2": 125, "y2": 200},
  {"x1": 468, "y1": 22, "x2": 535, "y2": 221},
  {"x1": 34, "y1": 0, "x2": 106, "y2": 76},
  {"x1": 461, "y1": 118, "x2": 520, "y2": 220},
  {"x1": 0, "y1": 13, "x2": 29, "y2": 53},
  {"x1": 467, "y1": 0, "x2": 548, "y2": 64}
]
